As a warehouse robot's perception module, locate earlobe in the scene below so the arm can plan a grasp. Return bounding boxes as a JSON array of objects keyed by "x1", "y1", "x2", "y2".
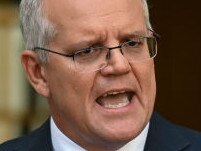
[{"x1": 21, "y1": 50, "x2": 50, "y2": 97}]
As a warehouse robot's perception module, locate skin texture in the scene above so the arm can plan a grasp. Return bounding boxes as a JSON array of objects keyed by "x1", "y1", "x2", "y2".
[{"x1": 21, "y1": 0, "x2": 156, "y2": 150}]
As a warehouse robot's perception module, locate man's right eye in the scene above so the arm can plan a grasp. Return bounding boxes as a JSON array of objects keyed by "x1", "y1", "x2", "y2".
[
  {"x1": 74, "y1": 47, "x2": 102, "y2": 60},
  {"x1": 77, "y1": 47, "x2": 96, "y2": 56}
]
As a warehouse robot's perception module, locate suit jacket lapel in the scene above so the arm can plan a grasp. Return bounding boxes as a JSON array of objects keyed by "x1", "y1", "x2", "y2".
[
  {"x1": 144, "y1": 112, "x2": 190, "y2": 151},
  {"x1": 25, "y1": 118, "x2": 53, "y2": 151},
  {"x1": 32, "y1": 113, "x2": 190, "y2": 151}
]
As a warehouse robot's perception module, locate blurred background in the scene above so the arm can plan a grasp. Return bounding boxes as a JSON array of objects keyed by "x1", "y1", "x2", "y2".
[
  {"x1": 0, "y1": 0, "x2": 201, "y2": 143},
  {"x1": 0, "y1": 0, "x2": 49, "y2": 143}
]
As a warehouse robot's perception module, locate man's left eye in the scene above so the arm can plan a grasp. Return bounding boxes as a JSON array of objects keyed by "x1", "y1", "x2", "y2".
[{"x1": 126, "y1": 40, "x2": 142, "y2": 47}]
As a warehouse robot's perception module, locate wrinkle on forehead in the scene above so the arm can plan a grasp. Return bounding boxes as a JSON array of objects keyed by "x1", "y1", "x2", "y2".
[
  {"x1": 44, "y1": 0, "x2": 146, "y2": 48},
  {"x1": 44, "y1": 0, "x2": 144, "y2": 23}
]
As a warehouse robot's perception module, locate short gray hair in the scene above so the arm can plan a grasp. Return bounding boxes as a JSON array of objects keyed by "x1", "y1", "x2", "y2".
[
  {"x1": 20, "y1": 0, "x2": 55, "y2": 62},
  {"x1": 20, "y1": 0, "x2": 152, "y2": 63},
  {"x1": 142, "y1": 0, "x2": 152, "y2": 29}
]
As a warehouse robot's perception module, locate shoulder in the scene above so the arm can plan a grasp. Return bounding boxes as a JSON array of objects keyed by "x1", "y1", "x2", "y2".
[
  {"x1": 0, "y1": 119, "x2": 53, "y2": 151},
  {"x1": 145, "y1": 112, "x2": 201, "y2": 151}
]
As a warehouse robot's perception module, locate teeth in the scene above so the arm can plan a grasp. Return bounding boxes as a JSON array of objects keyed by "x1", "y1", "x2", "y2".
[
  {"x1": 102, "y1": 97, "x2": 130, "y2": 109},
  {"x1": 103, "y1": 91, "x2": 126, "y2": 97},
  {"x1": 97, "y1": 91, "x2": 133, "y2": 109}
]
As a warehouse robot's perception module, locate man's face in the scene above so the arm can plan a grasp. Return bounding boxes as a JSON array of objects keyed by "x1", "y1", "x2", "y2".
[{"x1": 43, "y1": 0, "x2": 156, "y2": 149}]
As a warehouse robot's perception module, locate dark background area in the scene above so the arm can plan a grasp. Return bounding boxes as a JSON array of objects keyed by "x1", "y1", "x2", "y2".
[
  {"x1": 2, "y1": 0, "x2": 201, "y2": 131},
  {"x1": 150, "y1": 0, "x2": 201, "y2": 131}
]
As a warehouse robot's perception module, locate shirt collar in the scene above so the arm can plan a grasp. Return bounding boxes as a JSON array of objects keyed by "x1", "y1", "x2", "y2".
[{"x1": 50, "y1": 117, "x2": 149, "y2": 151}]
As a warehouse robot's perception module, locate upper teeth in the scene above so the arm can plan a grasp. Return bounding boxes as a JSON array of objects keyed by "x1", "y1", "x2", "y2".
[
  {"x1": 97, "y1": 91, "x2": 132, "y2": 109},
  {"x1": 103, "y1": 91, "x2": 126, "y2": 97}
]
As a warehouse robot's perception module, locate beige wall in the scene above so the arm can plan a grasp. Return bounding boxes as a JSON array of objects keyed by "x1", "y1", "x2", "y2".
[
  {"x1": 0, "y1": 5, "x2": 49, "y2": 143},
  {"x1": 0, "y1": 5, "x2": 31, "y2": 143}
]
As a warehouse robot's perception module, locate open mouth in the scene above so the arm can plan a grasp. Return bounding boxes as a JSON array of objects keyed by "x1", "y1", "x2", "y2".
[{"x1": 96, "y1": 91, "x2": 134, "y2": 109}]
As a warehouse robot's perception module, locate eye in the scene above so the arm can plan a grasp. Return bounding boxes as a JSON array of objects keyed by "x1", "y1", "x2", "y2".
[
  {"x1": 74, "y1": 46, "x2": 103, "y2": 62},
  {"x1": 84, "y1": 47, "x2": 95, "y2": 53},
  {"x1": 76, "y1": 47, "x2": 96, "y2": 56},
  {"x1": 126, "y1": 40, "x2": 142, "y2": 47}
]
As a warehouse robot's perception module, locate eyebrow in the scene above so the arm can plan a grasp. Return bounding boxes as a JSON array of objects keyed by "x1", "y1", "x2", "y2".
[
  {"x1": 67, "y1": 34, "x2": 107, "y2": 50},
  {"x1": 118, "y1": 30, "x2": 148, "y2": 39},
  {"x1": 63, "y1": 39, "x2": 100, "y2": 54},
  {"x1": 64, "y1": 29, "x2": 147, "y2": 51}
]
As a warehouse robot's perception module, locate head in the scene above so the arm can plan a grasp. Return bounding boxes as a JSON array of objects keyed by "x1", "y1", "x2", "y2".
[{"x1": 20, "y1": 0, "x2": 156, "y2": 150}]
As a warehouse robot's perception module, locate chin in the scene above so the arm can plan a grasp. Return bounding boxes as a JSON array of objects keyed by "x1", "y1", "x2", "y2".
[{"x1": 90, "y1": 118, "x2": 146, "y2": 145}]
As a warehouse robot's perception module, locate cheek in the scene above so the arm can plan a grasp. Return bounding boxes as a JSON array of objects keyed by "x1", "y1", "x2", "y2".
[
  {"x1": 46, "y1": 62, "x2": 98, "y2": 122},
  {"x1": 46, "y1": 55, "x2": 96, "y2": 99},
  {"x1": 131, "y1": 61, "x2": 156, "y2": 104},
  {"x1": 47, "y1": 64, "x2": 98, "y2": 115},
  {"x1": 134, "y1": 61, "x2": 155, "y2": 88},
  {"x1": 52, "y1": 73, "x2": 95, "y2": 103}
]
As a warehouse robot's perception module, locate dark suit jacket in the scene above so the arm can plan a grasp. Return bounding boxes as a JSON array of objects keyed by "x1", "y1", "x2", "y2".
[{"x1": 1, "y1": 112, "x2": 201, "y2": 151}]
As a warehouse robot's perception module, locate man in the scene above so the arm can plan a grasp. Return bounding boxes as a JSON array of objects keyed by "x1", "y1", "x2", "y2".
[{"x1": 0, "y1": 0, "x2": 201, "y2": 150}]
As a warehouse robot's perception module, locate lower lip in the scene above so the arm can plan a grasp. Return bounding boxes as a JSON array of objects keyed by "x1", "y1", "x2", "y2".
[{"x1": 95, "y1": 95, "x2": 136, "y2": 115}]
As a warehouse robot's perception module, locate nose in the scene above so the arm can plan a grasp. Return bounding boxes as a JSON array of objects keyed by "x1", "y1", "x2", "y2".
[{"x1": 100, "y1": 47, "x2": 131, "y2": 76}]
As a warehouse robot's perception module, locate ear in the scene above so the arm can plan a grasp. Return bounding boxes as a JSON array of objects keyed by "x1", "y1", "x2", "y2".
[{"x1": 21, "y1": 50, "x2": 50, "y2": 97}]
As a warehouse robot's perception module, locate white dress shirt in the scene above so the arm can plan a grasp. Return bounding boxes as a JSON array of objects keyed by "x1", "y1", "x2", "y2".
[{"x1": 51, "y1": 117, "x2": 149, "y2": 151}]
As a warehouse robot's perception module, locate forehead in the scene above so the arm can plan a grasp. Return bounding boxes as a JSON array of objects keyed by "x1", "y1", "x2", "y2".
[{"x1": 45, "y1": 0, "x2": 146, "y2": 43}]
